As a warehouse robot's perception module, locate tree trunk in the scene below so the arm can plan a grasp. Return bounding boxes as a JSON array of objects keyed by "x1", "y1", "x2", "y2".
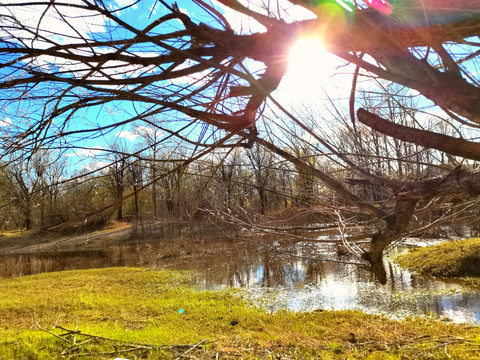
[
  {"x1": 117, "y1": 183, "x2": 123, "y2": 221},
  {"x1": 134, "y1": 185, "x2": 139, "y2": 216},
  {"x1": 151, "y1": 151, "x2": 157, "y2": 218},
  {"x1": 117, "y1": 206, "x2": 123, "y2": 222},
  {"x1": 362, "y1": 198, "x2": 417, "y2": 284},
  {"x1": 24, "y1": 206, "x2": 33, "y2": 230}
]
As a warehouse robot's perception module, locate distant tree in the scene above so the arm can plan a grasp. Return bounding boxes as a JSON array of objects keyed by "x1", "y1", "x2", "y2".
[
  {"x1": 128, "y1": 157, "x2": 144, "y2": 217},
  {"x1": 105, "y1": 142, "x2": 130, "y2": 221},
  {"x1": 62, "y1": 170, "x2": 104, "y2": 221},
  {"x1": 246, "y1": 143, "x2": 278, "y2": 214},
  {"x1": 0, "y1": 151, "x2": 59, "y2": 230},
  {"x1": 211, "y1": 149, "x2": 244, "y2": 212},
  {"x1": 135, "y1": 123, "x2": 164, "y2": 218}
]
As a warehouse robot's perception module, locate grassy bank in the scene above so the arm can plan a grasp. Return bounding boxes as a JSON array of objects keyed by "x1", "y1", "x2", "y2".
[
  {"x1": 0, "y1": 268, "x2": 479, "y2": 359},
  {"x1": 395, "y1": 238, "x2": 480, "y2": 283}
]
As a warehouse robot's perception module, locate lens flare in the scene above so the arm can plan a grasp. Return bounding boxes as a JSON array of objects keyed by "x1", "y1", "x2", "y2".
[
  {"x1": 310, "y1": 0, "x2": 355, "y2": 37},
  {"x1": 366, "y1": 0, "x2": 393, "y2": 15}
]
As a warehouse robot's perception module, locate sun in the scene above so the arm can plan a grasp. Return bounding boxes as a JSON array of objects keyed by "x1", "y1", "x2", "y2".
[
  {"x1": 276, "y1": 38, "x2": 344, "y2": 103},
  {"x1": 288, "y1": 38, "x2": 330, "y2": 73}
]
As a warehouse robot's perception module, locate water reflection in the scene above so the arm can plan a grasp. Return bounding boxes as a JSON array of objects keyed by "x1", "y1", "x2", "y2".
[{"x1": 0, "y1": 237, "x2": 479, "y2": 324}]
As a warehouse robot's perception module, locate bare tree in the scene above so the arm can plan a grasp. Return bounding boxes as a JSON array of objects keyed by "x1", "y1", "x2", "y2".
[
  {"x1": 0, "y1": 151, "x2": 61, "y2": 230},
  {"x1": 246, "y1": 143, "x2": 278, "y2": 214},
  {"x1": 104, "y1": 141, "x2": 130, "y2": 221},
  {"x1": 135, "y1": 123, "x2": 165, "y2": 218},
  {"x1": 128, "y1": 157, "x2": 144, "y2": 217}
]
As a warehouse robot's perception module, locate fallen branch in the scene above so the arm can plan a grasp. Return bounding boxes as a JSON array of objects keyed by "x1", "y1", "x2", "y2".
[
  {"x1": 38, "y1": 325, "x2": 209, "y2": 358},
  {"x1": 175, "y1": 339, "x2": 209, "y2": 360}
]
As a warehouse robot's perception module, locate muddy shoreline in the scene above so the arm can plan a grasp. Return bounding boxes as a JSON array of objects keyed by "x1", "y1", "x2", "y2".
[
  {"x1": 0, "y1": 220, "x2": 219, "y2": 254},
  {"x1": 2, "y1": 222, "x2": 480, "y2": 324}
]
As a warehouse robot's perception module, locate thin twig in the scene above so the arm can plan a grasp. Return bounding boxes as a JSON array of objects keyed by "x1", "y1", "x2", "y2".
[
  {"x1": 37, "y1": 325, "x2": 72, "y2": 343},
  {"x1": 44, "y1": 325, "x2": 209, "y2": 358},
  {"x1": 175, "y1": 339, "x2": 208, "y2": 360}
]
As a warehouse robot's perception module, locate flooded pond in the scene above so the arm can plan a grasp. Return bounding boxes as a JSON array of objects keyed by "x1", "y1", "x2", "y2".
[{"x1": 1, "y1": 232, "x2": 479, "y2": 324}]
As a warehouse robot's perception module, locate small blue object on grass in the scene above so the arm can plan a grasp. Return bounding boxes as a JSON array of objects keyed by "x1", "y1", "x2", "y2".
[{"x1": 179, "y1": 308, "x2": 184, "y2": 314}]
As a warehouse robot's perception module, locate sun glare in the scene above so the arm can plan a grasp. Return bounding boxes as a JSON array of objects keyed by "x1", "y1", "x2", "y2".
[
  {"x1": 277, "y1": 38, "x2": 344, "y2": 103},
  {"x1": 288, "y1": 38, "x2": 329, "y2": 71}
]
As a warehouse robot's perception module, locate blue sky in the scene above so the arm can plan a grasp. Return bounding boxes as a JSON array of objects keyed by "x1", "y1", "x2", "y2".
[
  {"x1": 2, "y1": 0, "x2": 479, "y2": 173},
  {"x1": 0, "y1": 0, "x2": 359, "y2": 172}
]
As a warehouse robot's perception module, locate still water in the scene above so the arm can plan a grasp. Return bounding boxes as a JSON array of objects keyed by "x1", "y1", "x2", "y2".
[{"x1": 1, "y1": 235, "x2": 479, "y2": 324}]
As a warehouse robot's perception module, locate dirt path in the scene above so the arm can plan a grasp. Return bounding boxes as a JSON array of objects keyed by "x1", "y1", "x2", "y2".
[
  {"x1": 0, "y1": 227, "x2": 133, "y2": 254},
  {"x1": 0, "y1": 220, "x2": 214, "y2": 254}
]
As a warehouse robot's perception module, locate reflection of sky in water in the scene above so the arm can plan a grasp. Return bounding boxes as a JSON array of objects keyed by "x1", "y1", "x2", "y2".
[
  {"x1": 243, "y1": 273, "x2": 480, "y2": 324},
  {"x1": 437, "y1": 294, "x2": 480, "y2": 323},
  {"x1": 211, "y1": 243, "x2": 480, "y2": 324},
  {"x1": 284, "y1": 276, "x2": 361, "y2": 311},
  {"x1": 1, "y1": 238, "x2": 479, "y2": 324}
]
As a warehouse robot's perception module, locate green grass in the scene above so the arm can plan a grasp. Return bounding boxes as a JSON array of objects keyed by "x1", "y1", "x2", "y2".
[
  {"x1": 396, "y1": 238, "x2": 480, "y2": 282},
  {"x1": 0, "y1": 229, "x2": 33, "y2": 238},
  {"x1": 0, "y1": 268, "x2": 479, "y2": 359}
]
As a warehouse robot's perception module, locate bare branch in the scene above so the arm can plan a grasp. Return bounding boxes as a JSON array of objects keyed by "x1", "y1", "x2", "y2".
[{"x1": 357, "y1": 108, "x2": 480, "y2": 162}]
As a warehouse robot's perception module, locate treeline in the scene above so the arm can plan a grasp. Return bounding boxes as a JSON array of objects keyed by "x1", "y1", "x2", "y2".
[
  {"x1": 2, "y1": 101, "x2": 479, "y2": 234},
  {"x1": 0, "y1": 142, "x2": 318, "y2": 231}
]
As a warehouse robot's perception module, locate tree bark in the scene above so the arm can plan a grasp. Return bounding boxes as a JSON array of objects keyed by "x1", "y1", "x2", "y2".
[
  {"x1": 357, "y1": 108, "x2": 480, "y2": 161},
  {"x1": 362, "y1": 198, "x2": 417, "y2": 284}
]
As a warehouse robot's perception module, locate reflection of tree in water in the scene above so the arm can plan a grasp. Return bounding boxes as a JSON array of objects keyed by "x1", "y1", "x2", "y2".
[
  {"x1": 218, "y1": 249, "x2": 329, "y2": 288},
  {"x1": 0, "y1": 250, "x2": 108, "y2": 278},
  {"x1": 2, "y1": 235, "x2": 480, "y2": 323}
]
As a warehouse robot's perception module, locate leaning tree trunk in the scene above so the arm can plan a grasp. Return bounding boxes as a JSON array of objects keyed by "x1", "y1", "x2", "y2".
[{"x1": 361, "y1": 198, "x2": 418, "y2": 284}]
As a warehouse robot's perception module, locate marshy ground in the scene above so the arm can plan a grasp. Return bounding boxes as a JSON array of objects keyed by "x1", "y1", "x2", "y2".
[
  {"x1": 1, "y1": 267, "x2": 480, "y2": 359},
  {"x1": 1, "y1": 224, "x2": 480, "y2": 359}
]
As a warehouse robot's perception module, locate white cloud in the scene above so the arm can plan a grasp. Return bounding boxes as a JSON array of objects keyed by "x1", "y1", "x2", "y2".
[
  {"x1": 1, "y1": 0, "x2": 168, "y2": 88},
  {"x1": 113, "y1": 0, "x2": 138, "y2": 11},
  {"x1": 217, "y1": 0, "x2": 316, "y2": 35},
  {"x1": 148, "y1": 3, "x2": 157, "y2": 16},
  {"x1": 0, "y1": 0, "x2": 108, "y2": 48},
  {"x1": 66, "y1": 145, "x2": 106, "y2": 157},
  {"x1": 83, "y1": 160, "x2": 110, "y2": 171},
  {"x1": 217, "y1": 2, "x2": 266, "y2": 34},
  {"x1": 65, "y1": 145, "x2": 109, "y2": 172},
  {"x1": 115, "y1": 130, "x2": 139, "y2": 141},
  {"x1": 0, "y1": 118, "x2": 12, "y2": 127},
  {"x1": 135, "y1": 125, "x2": 163, "y2": 139},
  {"x1": 279, "y1": 2, "x2": 317, "y2": 22}
]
